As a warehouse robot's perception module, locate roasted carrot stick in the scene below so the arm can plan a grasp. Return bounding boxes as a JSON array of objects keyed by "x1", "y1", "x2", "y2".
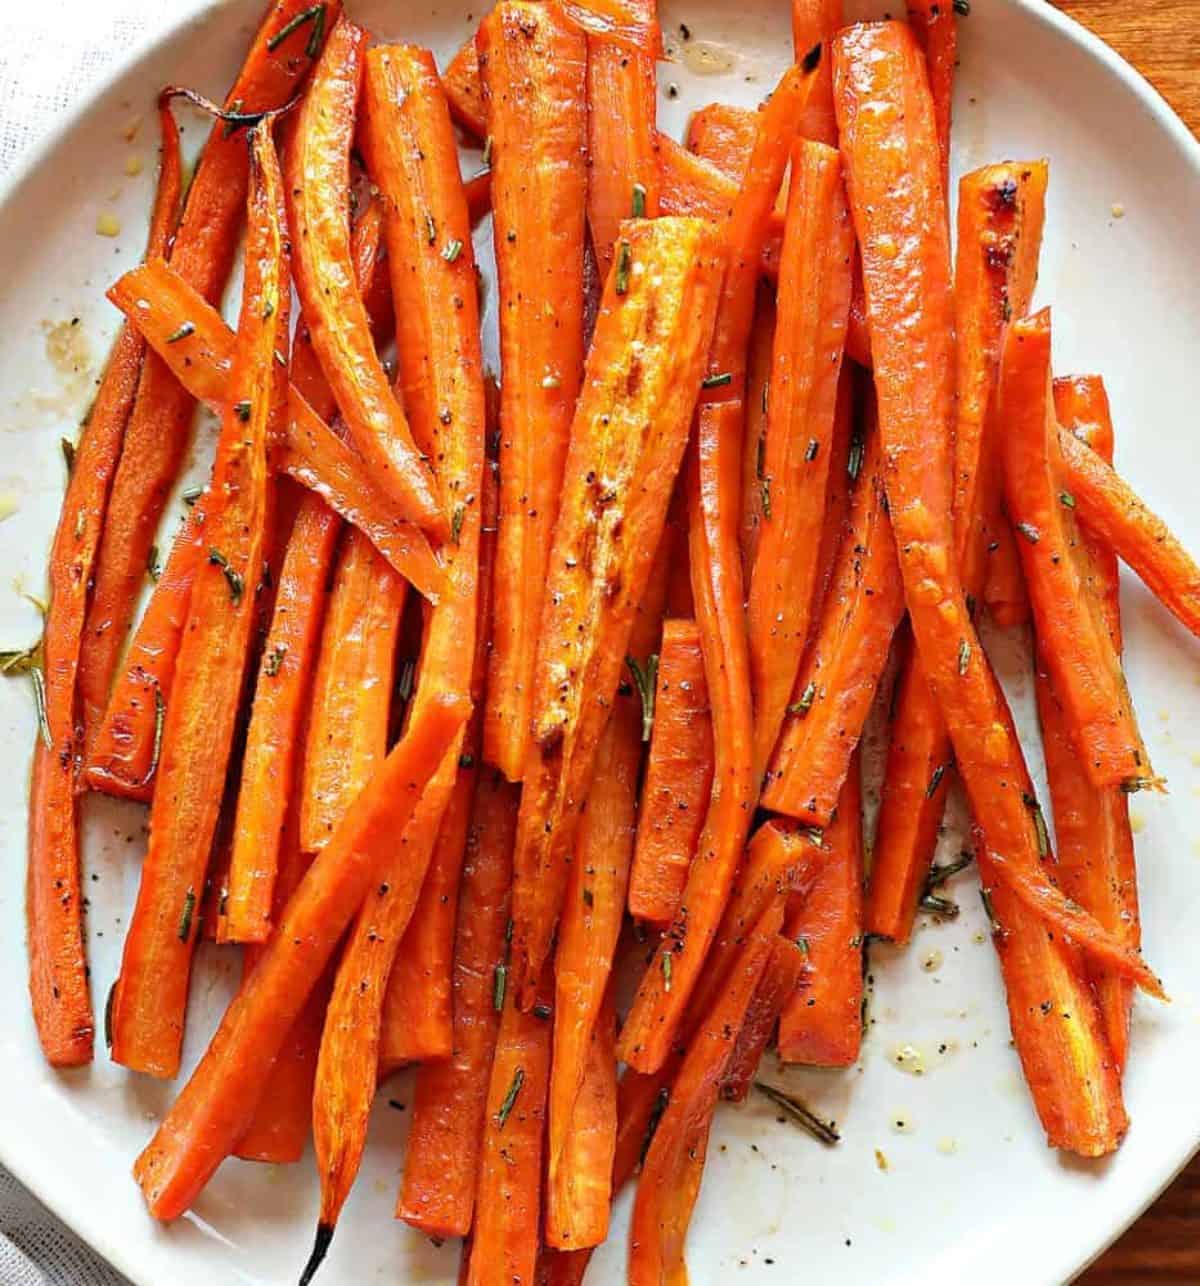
[
  {"x1": 110, "y1": 124, "x2": 289, "y2": 1080},
  {"x1": 999, "y1": 310, "x2": 1149, "y2": 790},
  {"x1": 25, "y1": 102, "x2": 181, "y2": 1067},
  {"x1": 510, "y1": 215, "x2": 724, "y2": 1005},
  {"x1": 737, "y1": 288, "x2": 777, "y2": 578},
  {"x1": 442, "y1": 35, "x2": 487, "y2": 138},
  {"x1": 464, "y1": 964, "x2": 555, "y2": 1286},
  {"x1": 629, "y1": 900, "x2": 783, "y2": 1286},
  {"x1": 747, "y1": 138, "x2": 853, "y2": 776},
  {"x1": 133, "y1": 691, "x2": 467, "y2": 1219},
  {"x1": 79, "y1": 0, "x2": 334, "y2": 748},
  {"x1": 984, "y1": 521, "x2": 1032, "y2": 627},
  {"x1": 620, "y1": 61, "x2": 816, "y2": 1075},
  {"x1": 104, "y1": 256, "x2": 444, "y2": 597},
  {"x1": 905, "y1": 1, "x2": 956, "y2": 194},
  {"x1": 628, "y1": 619, "x2": 713, "y2": 925},
  {"x1": 464, "y1": 170, "x2": 492, "y2": 226},
  {"x1": 559, "y1": 0, "x2": 663, "y2": 49},
  {"x1": 791, "y1": 0, "x2": 842, "y2": 143},
  {"x1": 397, "y1": 757, "x2": 519, "y2": 1238},
  {"x1": 480, "y1": 1, "x2": 589, "y2": 781},
  {"x1": 778, "y1": 754, "x2": 864, "y2": 1066},
  {"x1": 866, "y1": 159, "x2": 1048, "y2": 944},
  {"x1": 834, "y1": 22, "x2": 1136, "y2": 1153},
  {"x1": 721, "y1": 935, "x2": 808, "y2": 1101},
  {"x1": 687, "y1": 103, "x2": 757, "y2": 178},
  {"x1": 1058, "y1": 425, "x2": 1200, "y2": 642},
  {"x1": 305, "y1": 47, "x2": 487, "y2": 1275},
  {"x1": 584, "y1": 0, "x2": 660, "y2": 274}
]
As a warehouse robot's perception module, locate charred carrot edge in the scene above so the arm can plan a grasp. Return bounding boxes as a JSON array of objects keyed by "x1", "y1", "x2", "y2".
[
  {"x1": 999, "y1": 309, "x2": 1148, "y2": 790},
  {"x1": 585, "y1": 15, "x2": 660, "y2": 276},
  {"x1": 546, "y1": 696, "x2": 641, "y2": 1249},
  {"x1": 722, "y1": 935, "x2": 806, "y2": 1100},
  {"x1": 133, "y1": 692, "x2": 467, "y2": 1219},
  {"x1": 104, "y1": 256, "x2": 445, "y2": 599},
  {"x1": 481, "y1": 1, "x2": 589, "y2": 781},
  {"x1": 628, "y1": 619, "x2": 713, "y2": 925},
  {"x1": 834, "y1": 22, "x2": 1133, "y2": 1156},
  {"x1": 905, "y1": 1, "x2": 957, "y2": 194},
  {"x1": 619, "y1": 62, "x2": 816, "y2": 1075},
  {"x1": 687, "y1": 102, "x2": 757, "y2": 179},
  {"x1": 397, "y1": 752, "x2": 519, "y2": 1238},
  {"x1": 761, "y1": 420, "x2": 902, "y2": 822},
  {"x1": 25, "y1": 103, "x2": 181, "y2": 1067},
  {"x1": 110, "y1": 124, "x2": 290, "y2": 1081},
  {"x1": 1059, "y1": 425, "x2": 1200, "y2": 642},
  {"x1": 305, "y1": 48, "x2": 488, "y2": 1271},
  {"x1": 737, "y1": 288, "x2": 777, "y2": 579},
  {"x1": 866, "y1": 160, "x2": 1048, "y2": 944},
  {"x1": 463, "y1": 964, "x2": 556, "y2": 1286},
  {"x1": 747, "y1": 138, "x2": 853, "y2": 777},
  {"x1": 1039, "y1": 375, "x2": 1137, "y2": 1068},
  {"x1": 629, "y1": 901, "x2": 783, "y2": 1286},
  {"x1": 442, "y1": 35, "x2": 487, "y2": 137},
  {"x1": 791, "y1": 0, "x2": 843, "y2": 143},
  {"x1": 78, "y1": 0, "x2": 335, "y2": 750},
  {"x1": 778, "y1": 754, "x2": 864, "y2": 1066},
  {"x1": 510, "y1": 216, "x2": 724, "y2": 1005}
]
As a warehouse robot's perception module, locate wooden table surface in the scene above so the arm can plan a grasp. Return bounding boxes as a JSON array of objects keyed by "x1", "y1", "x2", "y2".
[{"x1": 1043, "y1": 9, "x2": 1200, "y2": 1282}]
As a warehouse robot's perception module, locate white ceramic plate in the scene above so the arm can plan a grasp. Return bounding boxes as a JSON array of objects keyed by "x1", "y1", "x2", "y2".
[{"x1": 2, "y1": 1, "x2": 1200, "y2": 1283}]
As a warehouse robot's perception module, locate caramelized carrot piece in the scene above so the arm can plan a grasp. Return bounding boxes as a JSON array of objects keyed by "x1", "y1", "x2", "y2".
[
  {"x1": 747, "y1": 139, "x2": 853, "y2": 776},
  {"x1": 687, "y1": 103, "x2": 757, "y2": 178},
  {"x1": 25, "y1": 102, "x2": 181, "y2": 1067},
  {"x1": 778, "y1": 755, "x2": 864, "y2": 1066},
  {"x1": 984, "y1": 522, "x2": 1031, "y2": 626},
  {"x1": 722, "y1": 934, "x2": 807, "y2": 1100},
  {"x1": 999, "y1": 309, "x2": 1149, "y2": 790},
  {"x1": 480, "y1": 1, "x2": 589, "y2": 781},
  {"x1": 628, "y1": 619, "x2": 713, "y2": 925},
  {"x1": 79, "y1": 0, "x2": 334, "y2": 746},
  {"x1": 834, "y1": 22, "x2": 1133, "y2": 1153},
  {"x1": 442, "y1": 35, "x2": 487, "y2": 138},
  {"x1": 111, "y1": 124, "x2": 289, "y2": 1080},
  {"x1": 133, "y1": 692, "x2": 467, "y2": 1219},
  {"x1": 397, "y1": 756, "x2": 519, "y2": 1238},
  {"x1": 866, "y1": 160, "x2": 1047, "y2": 944},
  {"x1": 738, "y1": 289, "x2": 776, "y2": 578},
  {"x1": 1058, "y1": 425, "x2": 1200, "y2": 642},
  {"x1": 629, "y1": 901, "x2": 783, "y2": 1286},
  {"x1": 305, "y1": 48, "x2": 487, "y2": 1274},
  {"x1": 464, "y1": 965, "x2": 555, "y2": 1286},
  {"x1": 620, "y1": 63, "x2": 816, "y2": 1075},
  {"x1": 905, "y1": 1, "x2": 957, "y2": 193}
]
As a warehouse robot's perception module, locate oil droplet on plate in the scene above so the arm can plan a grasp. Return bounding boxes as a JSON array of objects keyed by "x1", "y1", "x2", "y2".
[
  {"x1": 681, "y1": 39, "x2": 738, "y2": 76},
  {"x1": 96, "y1": 213, "x2": 121, "y2": 238},
  {"x1": 936, "y1": 1136, "x2": 958, "y2": 1156},
  {"x1": 889, "y1": 1042, "x2": 927, "y2": 1076},
  {"x1": 921, "y1": 949, "x2": 944, "y2": 973}
]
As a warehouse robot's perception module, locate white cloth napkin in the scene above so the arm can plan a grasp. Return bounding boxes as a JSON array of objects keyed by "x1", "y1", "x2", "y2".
[{"x1": 0, "y1": 9, "x2": 213, "y2": 1281}]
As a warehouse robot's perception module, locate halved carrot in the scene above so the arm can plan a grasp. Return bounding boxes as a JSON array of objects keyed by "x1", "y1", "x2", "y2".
[
  {"x1": 103, "y1": 256, "x2": 444, "y2": 597},
  {"x1": 905, "y1": 1, "x2": 957, "y2": 193},
  {"x1": 1058, "y1": 424, "x2": 1200, "y2": 642},
  {"x1": 737, "y1": 288, "x2": 777, "y2": 578},
  {"x1": 442, "y1": 35, "x2": 487, "y2": 138},
  {"x1": 110, "y1": 123, "x2": 289, "y2": 1080},
  {"x1": 999, "y1": 309, "x2": 1149, "y2": 790},
  {"x1": 747, "y1": 138, "x2": 853, "y2": 776},
  {"x1": 761, "y1": 419, "x2": 902, "y2": 822},
  {"x1": 133, "y1": 691, "x2": 467, "y2": 1219},
  {"x1": 629, "y1": 900, "x2": 783, "y2": 1286},
  {"x1": 480, "y1": 1, "x2": 589, "y2": 781},
  {"x1": 722, "y1": 934, "x2": 807, "y2": 1100},
  {"x1": 687, "y1": 103, "x2": 757, "y2": 178},
  {"x1": 866, "y1": 160, "x2": 1048, "y2": 944},
  {"x1": 790, "y1": 0, "x2": 843, "y2": 144},
  {"x1": 778, "y1": 754, "x2": 864, "y2": 1066},
  {"x1": 628, "y1": 619, "x2": 713, "y2": 925},
  {"x1": 79, "y1": 0, "x2": 334, "y2": 749},
  {"x1": 464, "y1": 964, "x2": 555, "y2": 1286},
  {"x1": 509, "y1": 216, "x2": 723, "y2": 1005},
  {"x1": 620, "y1": 61, "x2": 817, "y2": 1075},
  {"x1": 26, "y1": 101, "x2": 181, "y2": 1067},
  {"x1": 306, "y1": 47, "x2": 487, "y2": 1275}
]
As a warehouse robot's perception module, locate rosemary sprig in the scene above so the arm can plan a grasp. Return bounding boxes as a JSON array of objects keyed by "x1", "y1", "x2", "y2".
[
  {"x1": 166, "y1": 321, "x2": 195, "y2": 344},
  {"x1": 208, "y1": 549, "x2": 244, "y2": 605},
  {"x1": 631, "y1": 182, "x2": 647, "y2": 218},
  {"x1": 30, "y1": 665, "x2": 51, "y2": 749},
  {"x1": 495, "y1": 1066, "x2": 525, "y2": 1128},
  {"x1": 918, "y1": 849, "x2": 973, "y2": 917},
  {"x1": 492, "y1": 962, "x2": 507, "y2": 1013},
  {"x1": 450, "y1": 503, "x2": 465, "y2": 544},
  {"x1": 754, "y1": 1082, "x2": 840, "y2": 1146},
  {"x1": 958, "y1": 638, "x2": 971, "y2": 675},
  {"x1": 178, "y1": 887, "x2": 197, "y2": 942},
  {"x1": 847, "y1": 432, "x2": 865, "y2": 482},
  {"x1": 702, "y1": 371, "x2": 733, "y2": 389},
  {"x1": 266, "y1": 4, "x2": 325, "y2": 52},
  {"x1": 625, "y1": 653, "x2": 659, "y2": 743},
  {"x1": 788, "y1": 681, "x2": 816, "y2": 718},
  {"x1": 1022, "y1": 792, "x2": 1050, "y2": 858},
  {"x1": 661, "y1": 951, "x2": 673, "y2": 992},
  {"x1": 442, "y1": 238, "x2": 464, "y2": 263},
  {"x1": 264, "y1": 644, "x2": 288, "y2": 678},
  {"x1": 615, "y1": 240, "x2": 632, "y2": 295}
]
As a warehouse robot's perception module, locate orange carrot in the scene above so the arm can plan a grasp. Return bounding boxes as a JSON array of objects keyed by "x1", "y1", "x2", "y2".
[
  {"x1": 480, "y1": 1, "x2": 589, "y2": 781},
  {"x1": 1058, "y1": 425, "x2": 1200, "y2": 643},
  {"x1": 133, "y1": 691, "x2": 467, "y2": 1219},
  {"x1": 778, "y1": 755, "x2": 864, "y2": 1066},
  {"x1": 397, "y1": 756, "x2": 519, "y2": 1239},
  {"x1": 79, "y1": 0, "x2": 334, "y2": 748},
  {"x1": 620, "y1": 61, "x2": 816, "y2": 1075},
  {"x1": 761, "y1": 420, "x2": 902, "y2": 821},
  {"x1": 687, "y1": 102, "x2": 757, "y2": 178},
  {"x1": 442, "y1": 35, "x2": 487, "y2": 138},
  {"x1": 791, "y1": 0, "x2": 843, "y2": 143},
  {"x1": 737, "y1": 288, "x2": 777, "y2": 578},
  {"x1": 628, "y1": 619, "x2": 713, "y2": 925},
  {"x1": 24, "y1": 102, "x2": 181, "y2": 1067},
  {"x1": 509, "y1": 216, "x2": 724, "y2": 1004},
  {"x1": 110, "y1": 123, "x2": 289, "y2": 1080},
  {"x1": 721, "y1": 935, "x2": 807, "y2": 1100},
  {"x1": 464, "y1": 170, "x2": 492, "y2": 225},
  {"x1": 559, "y1": 0, "x2": 663, "y2": 50},
  {"x1": 905, "y1": 1, "x2": 957, "y2": 193},
  {"x1": 464, "y1": 964, "x2": 555, "y2": 1286},
  {"x1": 999, "y1": 309, "x2": 1149, "y2": 790},
  {"x1": 629, "y1": 900, "x2": 783, "y2": 1286},
  {"x1": 984, "y1": 521, "x2": 1032, "y2": 626},
  {"x1": 747, "y1": 138, "x2": 853, "y2": 776}
]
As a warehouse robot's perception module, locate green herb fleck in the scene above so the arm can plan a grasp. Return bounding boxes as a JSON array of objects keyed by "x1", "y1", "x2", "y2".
[
  {"x1": 208, "y1": 549, "x2": 244, "y2": 605},
  {"x1": 979, "y1": 887, "x2": 1002, "y2": 935},
  {"x1": 30, "y1": 664, "x2": 51, "y2": 748},
  {"x1": 632, "y1": 182, "x2": 647, "y2": 218},
  {"x1": 442, "y1": 238, "x2": 464, "y2": 263},
  {"x1": 450, "y1": 503, "x2": 465, "y2": 545},
  {"x1": 760, "y1": 476, "x2": 772, "y2": 520},
  {"x1": 1022, "y1": 792, "x2": 1050, "y2": 858},
  {"x1": 615, "y1": 240, "x2": 632, "y2": 295},
  {"x1": 182, "y1": 485, "x2": 203, "y2": 507},
  {"x1": 492, "y1": 962, "x2": 507, "y2": 1012},
  {"x1": 178, "y1": 887, "x2": 197, "y2": 942},
  {"x1": 147, "y1": 544, "x2": 161, "y2": 582},
  {"x1": 495, "y1": 1066, "x2": 524, "y2": 1128},
  {"x1": 805, "y1": 438, "x2": 820, "y2": 462},
  {"x1": 958, "y1": 638, "x2": 971, "y2": 675},
  {"x1": 661, "y1": 952, "x2": 673, "y2": 992},
  {"x1": 1059, "y1": 490, "x2": 1076, "y2": 509},
  {"x1": 925, "y1": 762, "x2": 947, "y2": 799},
  {"x1": 266, "y1": 4, "x2": 324, "y2": 52},
  {"x1": 626, "y1": 653, "x2": 659, "y2": 743},
  {"x1": 788, "y1": 681, "x2": 816, "y2": 718},
  {"x1": 264, "y1": 644, "x2": 288, "y2": 677},
  {"x1": 702, "y1": 371, "x2": 733, "y2": 389},
  {"x1": 796, "y1": 936, "x2": 810, "y2": 956},
  {"x1": 0, "y1": 640, "x2": 43, "y2": 676},
  {"x1": 396, "y1": 657, "x2": 417, "y2": 703},
  {"x1": 166, "y1": 321, "x2": 195, "y2": 343},
  {"x1": 482, "y1": 135, "x2": 494, "y2": 167},
  {"x1": 847, "y1": 433, "x2": 865, "y2": 482},
  {"x1": 233, "y1": 400, "x2": 252, "y2": 423},
  {"x1": 425, "y1": 212, "x2": 437, "y2": 245}
]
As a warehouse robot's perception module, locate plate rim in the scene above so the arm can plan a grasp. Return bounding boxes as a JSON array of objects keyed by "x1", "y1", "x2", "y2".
[{"x1": 0, "y1": 2, "x2": 1198, "y2": 1283}]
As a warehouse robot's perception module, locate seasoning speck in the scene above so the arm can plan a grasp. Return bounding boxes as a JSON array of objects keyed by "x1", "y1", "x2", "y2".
[
  {"x1": 921, "y1": 949, "x2": 943, "y2": 973},
  {"x1": 874, "y1": 1148, "x2": 889, "y2": 1172}
]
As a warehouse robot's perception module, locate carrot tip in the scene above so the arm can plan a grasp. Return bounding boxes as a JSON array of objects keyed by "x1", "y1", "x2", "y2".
[{"x1": 298, "y1": 1222, "x2": 334, "y2": 1286}]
